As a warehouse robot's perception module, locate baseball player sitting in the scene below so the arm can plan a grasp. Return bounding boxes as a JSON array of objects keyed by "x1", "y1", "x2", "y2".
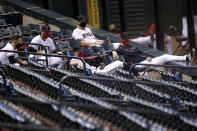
[
  {"x1": 28, "y1": 24, "x2": 66, "y2": 69},
  {"x1": 116, "y1": 32, "x2": 190, "y2": 72},
  {"x1": 131, "y1": 23, "x2": 173, "y2": 55},
  {"x1": 72, "y1": 15, "x2": 119, "y2": 60},
  {"x1": 0, "y1": 34, "x2": 28, "y2": 66},
  {"x1": 69, "y1": 47, "x2": 123, "y2": 75}
]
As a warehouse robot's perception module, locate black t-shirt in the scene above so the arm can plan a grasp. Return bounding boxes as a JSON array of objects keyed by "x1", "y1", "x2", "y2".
[{"x1": 116, "y1": 45, "x2": 146, "y2": 64}]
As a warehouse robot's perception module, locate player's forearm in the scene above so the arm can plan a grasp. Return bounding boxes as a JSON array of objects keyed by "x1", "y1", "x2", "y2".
[
  {"x1": 112, "y1": 51, "x2": 119, "y2": 60},
  {"x1": 15, "y1": 58, "x2": 24, "y2": 65},
  {"x1": 81, "y1": 41, "x2": 95, "y2": 47},
  {"x1": 70, "y1": 61, "x2": 83, "y2": 68},
  {"x1": 70, "y1": 61, "x2": 79, "y2": 66}
]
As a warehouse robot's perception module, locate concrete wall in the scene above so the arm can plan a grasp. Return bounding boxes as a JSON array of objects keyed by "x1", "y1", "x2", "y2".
[{"x1": 23, "y1": 14, "x2": 59, "y2": 31}]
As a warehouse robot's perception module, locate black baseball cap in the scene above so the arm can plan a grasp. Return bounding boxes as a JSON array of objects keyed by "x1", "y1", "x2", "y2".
[
  {"x1": 121, "y1": 32, "x2": 130, "y2": 39},
  {"x1": 76, "y1": 15, "x2": 86, "y2": 22},
  {"x1": 41, "y1": 24, "x2": 50, "y2": 32}
]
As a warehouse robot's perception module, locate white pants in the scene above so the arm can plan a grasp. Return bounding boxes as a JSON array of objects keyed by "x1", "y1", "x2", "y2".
[
  {"x1": 39, "y1": 56, "x2": 66, "y2": 69},
  {"x1": 96, "y1": 60, "x2": 123, "y2": 74},
  {"x1": 139, "y1": 54, "x2": 186, "y2": 68},
  {"x1": 75, "y1": 60, "x2": 123, "y2": 75},
  {"x1": 182, "y1": 15, "x2": 197, "y2": 46},
  {"x1": 131, "y1": 36, "x2": 152, "y2": 45}
]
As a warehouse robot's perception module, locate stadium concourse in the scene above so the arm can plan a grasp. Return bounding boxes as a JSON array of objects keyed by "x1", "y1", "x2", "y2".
[{"x1": 1, "y1": 2, "x2": 197, "y2": 131}]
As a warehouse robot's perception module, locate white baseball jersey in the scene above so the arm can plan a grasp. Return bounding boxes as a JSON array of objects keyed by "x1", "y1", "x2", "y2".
[
  {"x1": 30, "y1": 35, "x2": 66, "y2": 68},
  {"x1": 30, "y1": 35, "x2": 56, "y2": 59},
  {"x1": 0, "y1": 43, "x2": 18, "y2": 64},
  {"x1": 72, "y1": 27, "x2": 98, "y2": 43}
]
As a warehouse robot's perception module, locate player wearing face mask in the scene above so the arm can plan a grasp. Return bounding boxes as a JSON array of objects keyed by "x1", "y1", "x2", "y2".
[
  {"x1": 29, "y1": 24, "x2": 54, "y2": 53},
  {"x1": 29, "y1": 24, "x2": 67, "y2": 69},
  {"x1": 70, "y1": 47, "x2": 123, "y2": 75},
  {"x1": 72, "y1": 15, "x2": 119, "y2": 60},
  {"x1": 116, "y1": 33, "x2": 147, "y2": 64},
  {"x1": 72, "y1": 15, "x2": 104, "y2": 48},
  {"x1": 0, "y1": 35, "x2": 28, "y2": 66},
  {"x1": 116, "y1": 32, "x2": 190, "y2": 68}
]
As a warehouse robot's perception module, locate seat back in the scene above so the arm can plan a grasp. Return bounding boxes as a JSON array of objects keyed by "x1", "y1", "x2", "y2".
[
  {"x1": 50, "y1": 31, "x2": 62, "y2": 41},
  {"x1": 55, "y1": 41, "x2": 71, "y2": 52},
  {"x1": 82, "y1": 48, "x2": 94, "y2": 57},
  {"x1": 0, "y1": 41, "x2": 6, "y2": 49},
  {"x1": 22, "y1": 36, "x2": 33, "y2": 43},
  {"x1": 27, "y1": 24, "x2": 40, "y2": 33},
  {"x1": 102, "y1": 43, "x2": 115, "y2": 52},
  {"x1": 0, "y1": 28, "x2": 11, "y2": 39},
  {"x1": 90, "y1": 46, "x2": 104, "y2": 55},
  {"x1": 59, "y1": 29, "x2": 72, "y2": 39},
  {"x1": 17, "y1": 25, "x2": 32, "y2": 35},
  {"x1": 0, "y1": 7, "x2": 4, "y2": 14},
  {"x1": 7, "y1": 26, "x2": 22, "y2": 36},
  {"x1": 68, "y1": 39, "x2": 81, "y2": 49},
  {"x1": 0, "y1": 19, "x2": 6, "y2": 25}
]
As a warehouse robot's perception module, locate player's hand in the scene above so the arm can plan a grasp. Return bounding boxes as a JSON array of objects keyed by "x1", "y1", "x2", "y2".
[
  {"x1": 37, "y1": 50, "x2": 44, "y2": 54},
  {"x1": 112, "y1": 51, "x2": 119, "y2": 60},
  {"x1": 22, "y1": 61, "x2": 29, "y2": 66},
  {"x1": 57, "y1": 52, "x2": 63, "y2": 55},
  {"x1": 146, "y1": 57, "x2": 152, "y2": 62},
  {"x1": 78, "y1": 62, "x2": 83, "y2": 68},
  {"x1": 95, "y1": 40, "x2": 104, "y2": 45}
]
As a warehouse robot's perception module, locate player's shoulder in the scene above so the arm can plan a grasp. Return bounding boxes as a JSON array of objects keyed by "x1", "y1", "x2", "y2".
[
  {"x1": 85, "y1": 27, "x2": 91, "y2": 31},
  {"x1": 72, "y1": 28, "x2": 83, "y2": 38},
  {"x1": 5, "y1": 43, "x2": 12, "y2": 48},
  {"x1": 31, "y1": 35, "x2": 41, "y2": 42},
  {"x1": 47, "y1": 37, "x2": 53, "y2": 41},
  {"x1": 46, "y1": 37, "x2": 54, "y2": 43},
  {"x1": 3, "y1": 43, "x2": 14, "y2": 50},
  {"x1": 73, "y1": 27, "x2": 80, "y2": 33}
]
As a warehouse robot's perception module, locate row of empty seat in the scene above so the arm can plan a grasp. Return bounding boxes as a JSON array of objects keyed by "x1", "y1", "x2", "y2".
[{"x1": 1, "y1": 62, "x2": 197, "y2": 130}]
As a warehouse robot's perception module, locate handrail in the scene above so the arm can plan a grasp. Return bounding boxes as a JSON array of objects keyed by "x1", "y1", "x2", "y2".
[
  {"x1": 0, "y1": 96, "x2": 185, "y2": 116},
  {"x1": 0, "y1": 42, "x2": 49, "y2": 68},
  {"x1": 129, "y1": 63, "x2": 197, "y2": 77},
  {"x1": 59, "y1": 74, "x2": 170, "y2": 90},
  {"x1": 0, "y1": 123, "x2": 59, "y2": 131},
  {"x1": 0, "y1": 50, "x2": 87, "y2": 75}
]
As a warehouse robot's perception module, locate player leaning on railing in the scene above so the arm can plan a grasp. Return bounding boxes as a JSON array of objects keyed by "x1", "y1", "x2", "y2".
[{"x1": 0, "y1": 34, "x2": 28, "y2": 66}]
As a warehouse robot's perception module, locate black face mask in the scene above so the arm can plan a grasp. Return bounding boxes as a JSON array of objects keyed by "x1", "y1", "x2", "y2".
[
  {"x1": 16, "y1": 44, "x2": 23, "y2": 49},
  {"x1": 80, "y1": 22, "x2": 87, "y2": 28}
]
